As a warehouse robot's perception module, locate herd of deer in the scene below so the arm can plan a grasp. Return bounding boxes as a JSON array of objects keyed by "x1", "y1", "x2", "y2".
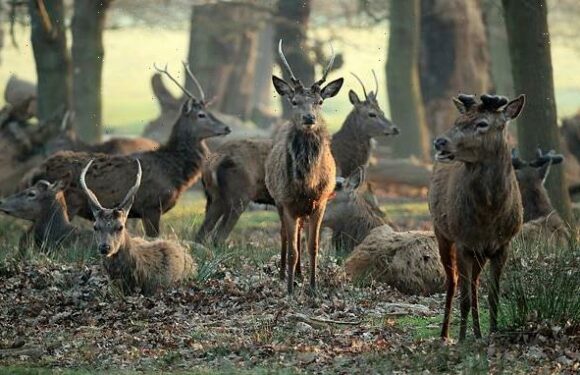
[{"x1": 0, "y1": 40, "x2": 571, "y2": 342}]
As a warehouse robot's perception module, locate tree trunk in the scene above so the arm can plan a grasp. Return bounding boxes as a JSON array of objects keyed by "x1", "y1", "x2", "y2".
[
  {"x1": 387, "y1": 0, "x2": 430, "y2": 161},
  {"x1": 71, "y1": 0, "x2": 110, "y2": 143},
  {"x1": 0, "y1": 4, "x2": 4, "y2": 66},
  {"x1": 252, "y1": 23, "x2": 274, "y2": 111},
  {"x1": 502, "y1": 0, "x2": 572, "y2": 223},
  {"x1": 483, "y1": 0, "x2": 514, "y2": 97},
  {"x1": 28, "y1": 0, "x2": 71, "y2": 122},
  {"x1": 274, "y1": 0, "x2": 315, "y2": 118},
  {"x1": 419, "y1": 0, "x2": 491, "y2": 137}
]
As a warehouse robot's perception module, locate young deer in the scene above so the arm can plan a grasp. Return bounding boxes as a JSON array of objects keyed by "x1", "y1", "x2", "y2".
[
  {"x1": 45, "y1": 111, "x2": 159, "y2": 156},
  {"x1": 429, "y1": 94, "x2": 526, "y2": 341},
  {"x1": 0, "y1": 179, "x2": 94, "y2": 252},
  {"x1": 26, "y1": 63, "x2": 230, "y2": 237},
  {"x1": 80, "y1": 159, "x2": 195, "y2": 295},
  {"x1": 266, "y1": 40, "x2": 343, "y2": 294},
  {"x1": 332, "y1": 71, "x2": 399, "y2": 177},
  {"x1": 322, "y1": 167, "x2": 387, "y2": 256}
]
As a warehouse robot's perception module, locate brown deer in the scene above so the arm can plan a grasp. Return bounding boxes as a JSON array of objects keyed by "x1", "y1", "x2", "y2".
[
  {"x1": 429, "y1": 93, "x2": 525, "y2": 341},
  {"x1": 0, "y1": 179, "x2": 94, "y2": 252},
  {"x1": 322, "y1": 167, "x2": 387, "y2": 255},
  {"x1": 80, "y1": 159, "x2": 195, "y2": 295},
  {"x1": 45, "y1": 111, "x2": 160, "y2": 156},
  {"x1": 332, "y1": 71, "x2": 399, "y2": 177},
  {"x1": 265, "y1": 40, "x2": 343, "y2": 294},
  {"x1": 25, "y1": 63, "x2": 230, "y2": 237},
  {"x1": 196, "y1": 72, "x2": 393, "y2": 247}
]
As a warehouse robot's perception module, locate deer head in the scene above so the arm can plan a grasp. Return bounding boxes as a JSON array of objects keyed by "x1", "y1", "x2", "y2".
[
  {"x1": 433, "y1": 94, "x2": 525, "y2": 163},
  {"x1": 0, "y1": 180, "x2": 66, "y2": 221},
  {"x1": 153, "y1": 62, "x2": 230, "y2": 139},
  {"x1": 273, "y1": 39, "x2": 344, "y2": 130},
  {"x1": 323, "y1": 167, "x2": 366, "y2": 228},
  {"x1": 80, "y1": 159, "x2": 142, "y2": 257},
  {"x1": 349, "y1": 70, "x2": 399, "y2": 137}
]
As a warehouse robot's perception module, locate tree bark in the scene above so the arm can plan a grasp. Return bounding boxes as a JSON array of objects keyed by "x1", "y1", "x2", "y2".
[
  {"x1": 274, "y1": 0, "x2": 315, "y2": 118},
  {"x1": 187, "y1": 3, "x2": 261, "y2": 120},
  {"x1": 483, "y1": 0, "x2": 514, "y2": 97},
  {"x1": 502, "y1": 0, "x2": 572, "y2": 222},
  {"x1": 252, "y1": 23, "x2": 274, "y2": 111},
  {"x1": 71, "y1": 0, "x2": 110, "y2": 143},
  {"x1": 419, "y1": 0, "x2": 491, "y2": 137},
  {"x1": 387, "y1": 0, "x2": 430, "y2": 161},
  {"x1": 28, "y1": 0, "x2": 71, "y2": 122}
]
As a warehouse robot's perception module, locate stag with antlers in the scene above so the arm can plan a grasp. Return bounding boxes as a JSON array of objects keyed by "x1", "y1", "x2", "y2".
[
  {"x1": 265, "y1": 40, "x2": 344, "y2": 294},
  {"x1": 26, "y1": 63, "x2": 230, "y2": 237}
]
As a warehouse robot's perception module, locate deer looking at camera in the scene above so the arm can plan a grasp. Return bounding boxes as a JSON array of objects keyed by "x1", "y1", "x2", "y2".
[
  {"x1": 429, "y1": 94, "x2": 526, "y2": 341},
  {"x1": 26, "y1": 63, "x2": 230, "y2": 237},
  {"x1": 265, "y1": 40, "x2": 344, "y2": 294},
  {"x1": 80, "y1": 159, "x2": 195, "y2": 294}
]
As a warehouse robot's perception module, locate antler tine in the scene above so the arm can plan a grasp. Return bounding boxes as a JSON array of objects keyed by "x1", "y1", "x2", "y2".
[
  {"x1": 278, "y1": 39, "x2": 298, "y2": 84},
  {"x1": 60, "y1": 110, "x2": 71, "y2": 131},
  {"x1": 118, "y1": 159, "x2": 142, "y2": 210},
  {"x1": 372, "y1": 69, "x2": 379, "y2": 98},
  {"x1": 153, "y1": 63, "x2": 195, "y2": 100},
  {"x1": 350, "y1": 72, "x2": 367, "y2": 100},
  {"x1": 80, "y1": 160, "x2": 104, "y2": 212},
  {"x1": 318, "y1": 42, "x2": 336, "y2": 85},
  {"x1": 182, "y1": 61, "x2": 206, "y2": 103}
]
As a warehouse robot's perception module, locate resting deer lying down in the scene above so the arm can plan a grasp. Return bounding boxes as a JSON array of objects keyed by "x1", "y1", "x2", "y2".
[
  {"x1": 0, "y1": 179, "x2": 94, "y2": 252},
  {"x1": 80, "y1": 159, "x2": 196, "y2": 295},
  {"x1": 429, "y1": 93, "x2": 525, "y2": 341}
]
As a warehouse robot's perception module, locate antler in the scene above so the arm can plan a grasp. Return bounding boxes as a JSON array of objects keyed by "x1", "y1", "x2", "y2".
[
  {"x1": 457, "y1": 94, "x2": 477, "y2": 110},
  {"x1": 60, "y1": 110, "x2": 71, "y2": 131},
  {"x1": 182, "y1": 61, "x2": 206, "y2": 103},
  {"x1": 118, "y1": 159, "x2": 142, "y2": 211},
  {"x1": 480, "y1": 94, "x2": 508, "y2": 110},
  {"x1": 278, "y1": 39, "x2": 299, "y2": 85},
  {"x1": 316, "y1": 42, "x2": 336, "y2": 86},
  {"x1": 80, "y1": 160, "x2": 104, "y2": 212},
  {"x1": 153, "y1": 63, "x2": 196, "y2": 100},
  {"x1": 529, "y1": 148, "x2": 564, "y2": 167},
  {"x1": 350, "y1": 72, "x2": 367, "y2": 99},
  {"x1": 511, "y1": 148, "x2": 527, "y2": 170}
]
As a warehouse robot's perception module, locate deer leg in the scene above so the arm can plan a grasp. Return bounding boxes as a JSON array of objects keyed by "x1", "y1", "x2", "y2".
[
  {"x1": 213, "y1": 198, "x2": 248, "y2": 245},
  {"x1": 457, "y1": 250, "x2": 474, "y2": 341},
  {"x1": 276, "y1": 206, "x2": 287, "y2": 280},
  {"x1": 306, "y1": 205, "x2": 325, "y2": 292},
  {"x1": 436, "y1": 232, "x2": 456, "y2": 340},
  {"x1": 195, "y1": 198, "x2": 225, "y2": 244},
  {"x1": 283, "y1": 208, "x2": 300, "y2": 295},
  {"x1": 142, "y1": 210, "x2": 161, "y2": 237},
  {"x1": 295, "y1": 220, "x2": 304, "y2": 278},
  {"x1": 489, "y1": 247, "x2": 508, "y2": 334},
  {"x1": 471, "y1": 255, "x2": 487, "y2": 339}
]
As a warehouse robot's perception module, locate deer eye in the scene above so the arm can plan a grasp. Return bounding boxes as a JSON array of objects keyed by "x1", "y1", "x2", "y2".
[
  {"x1": 476, "y1": 121, "x2": 489, "y2": 129},
  {"x1": 27, "y1": 191, "x2": 37, "y2": 198},
  {"x1": 369, "y1": 113, "x2": 377, "y2": 118},
  {"x1": 93, "y1": 224, "x2": 98, "y2": 232},
  {"x1": 318, "y1": 99, "x2": 323, "y2": 105},
  {"x1": 291, "y1": 99, "x2": 298, "y2": 106},
  {"x1": 197, "y1": 112, "x2": 207, "y2": 119},
  {"x1": 116, "y1": 225, "x2": 124, "y2": 232}
]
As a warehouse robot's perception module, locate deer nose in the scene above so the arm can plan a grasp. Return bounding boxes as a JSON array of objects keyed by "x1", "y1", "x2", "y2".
[
  {"x1": 98, "y1": 243, "x2": 111, "y2": 255},
  {"x1": 391, "y1": 126, "x2": 400, "y2": 135},
  {"x1": 433, "y1": 137, "x2": 449, "y2": 151},
  {"x1": 302, "y1": 114, "x2": 316, "y2": 125},
  {"x1": 224, "y1": 126, "x2": 231, "y2": 134}
]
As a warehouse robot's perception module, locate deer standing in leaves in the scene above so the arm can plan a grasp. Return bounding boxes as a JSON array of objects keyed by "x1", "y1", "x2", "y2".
[
  {"x1": 265, "y1": 40, "x2": 344, "y2": 294},
  {"x1": 429, "y1": 94, "x2": 525, "y2": 340}
]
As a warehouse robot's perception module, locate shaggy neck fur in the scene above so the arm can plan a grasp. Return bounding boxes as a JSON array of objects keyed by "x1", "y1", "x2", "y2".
[
  {"x1": 34, "y1": 193, "x2": 75, "y2": 246},
  {"x1": 286, "y1": 123, "x2": 329, "y2": 182},
  {"x1": 156, "y1": 116, "x2": 208, "y2": 189},
  {"x1": 331, "y1": 110, "x2": 373, "y2": 176}
]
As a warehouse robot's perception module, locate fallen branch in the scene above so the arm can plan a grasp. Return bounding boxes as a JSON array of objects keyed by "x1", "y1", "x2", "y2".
[{"x1": 288, "y1": 313, "x2": 362, "y2": 327}]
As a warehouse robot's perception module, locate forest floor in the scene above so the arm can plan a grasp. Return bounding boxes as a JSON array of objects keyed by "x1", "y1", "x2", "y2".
[{"x1": 0, "y1": 193, "x2": 578, "y2": 374}]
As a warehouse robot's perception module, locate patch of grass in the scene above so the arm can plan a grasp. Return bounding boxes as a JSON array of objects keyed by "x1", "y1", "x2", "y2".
[
  {"x1": 396, "y1": 311, "x2": 491, "y2": 340},
  {"x1": 500, "y1": 237, "x2": 580, "y2": 330}
]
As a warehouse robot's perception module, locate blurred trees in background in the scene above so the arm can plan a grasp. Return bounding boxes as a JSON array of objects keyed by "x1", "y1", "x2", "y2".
[
  {"x1": 386, "y1": 0, "x2": 429, "y2": 161},
  {"x1": 419, "y1": 0, "x2": 491, "y2": 136},
  {"x1": 72, "y1": 0, "x2": 112, "y2": 143},
  {"x1": 503, "y1": 0, "x2": 572, "y2": 222},
  {"x1": 28, "y1": 0, "x2": 70, "y2": 122}
]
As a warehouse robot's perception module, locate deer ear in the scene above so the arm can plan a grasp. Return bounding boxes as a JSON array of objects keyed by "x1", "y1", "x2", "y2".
[
  {"x1": 272, "y1": 76, "x2": 293, "y2": 97},
  {"x1": 453, "y1": 98, "x2": 467, "y2": 114},
  {"x1": 181, "y1": 99, "x2": 194, "y2": 114},
  {"x1": 504, "y1": 94, "x2": 526, "y2": 120},
  {"x1": 346, "y1": 167, "x2": 364, "y2": 191},
  {"x1": 321, "y1": 78, "x2": 344, "y2": 99},
  {"x1": 348, "y1": 90, "x2": 361, "y2": 105}
]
